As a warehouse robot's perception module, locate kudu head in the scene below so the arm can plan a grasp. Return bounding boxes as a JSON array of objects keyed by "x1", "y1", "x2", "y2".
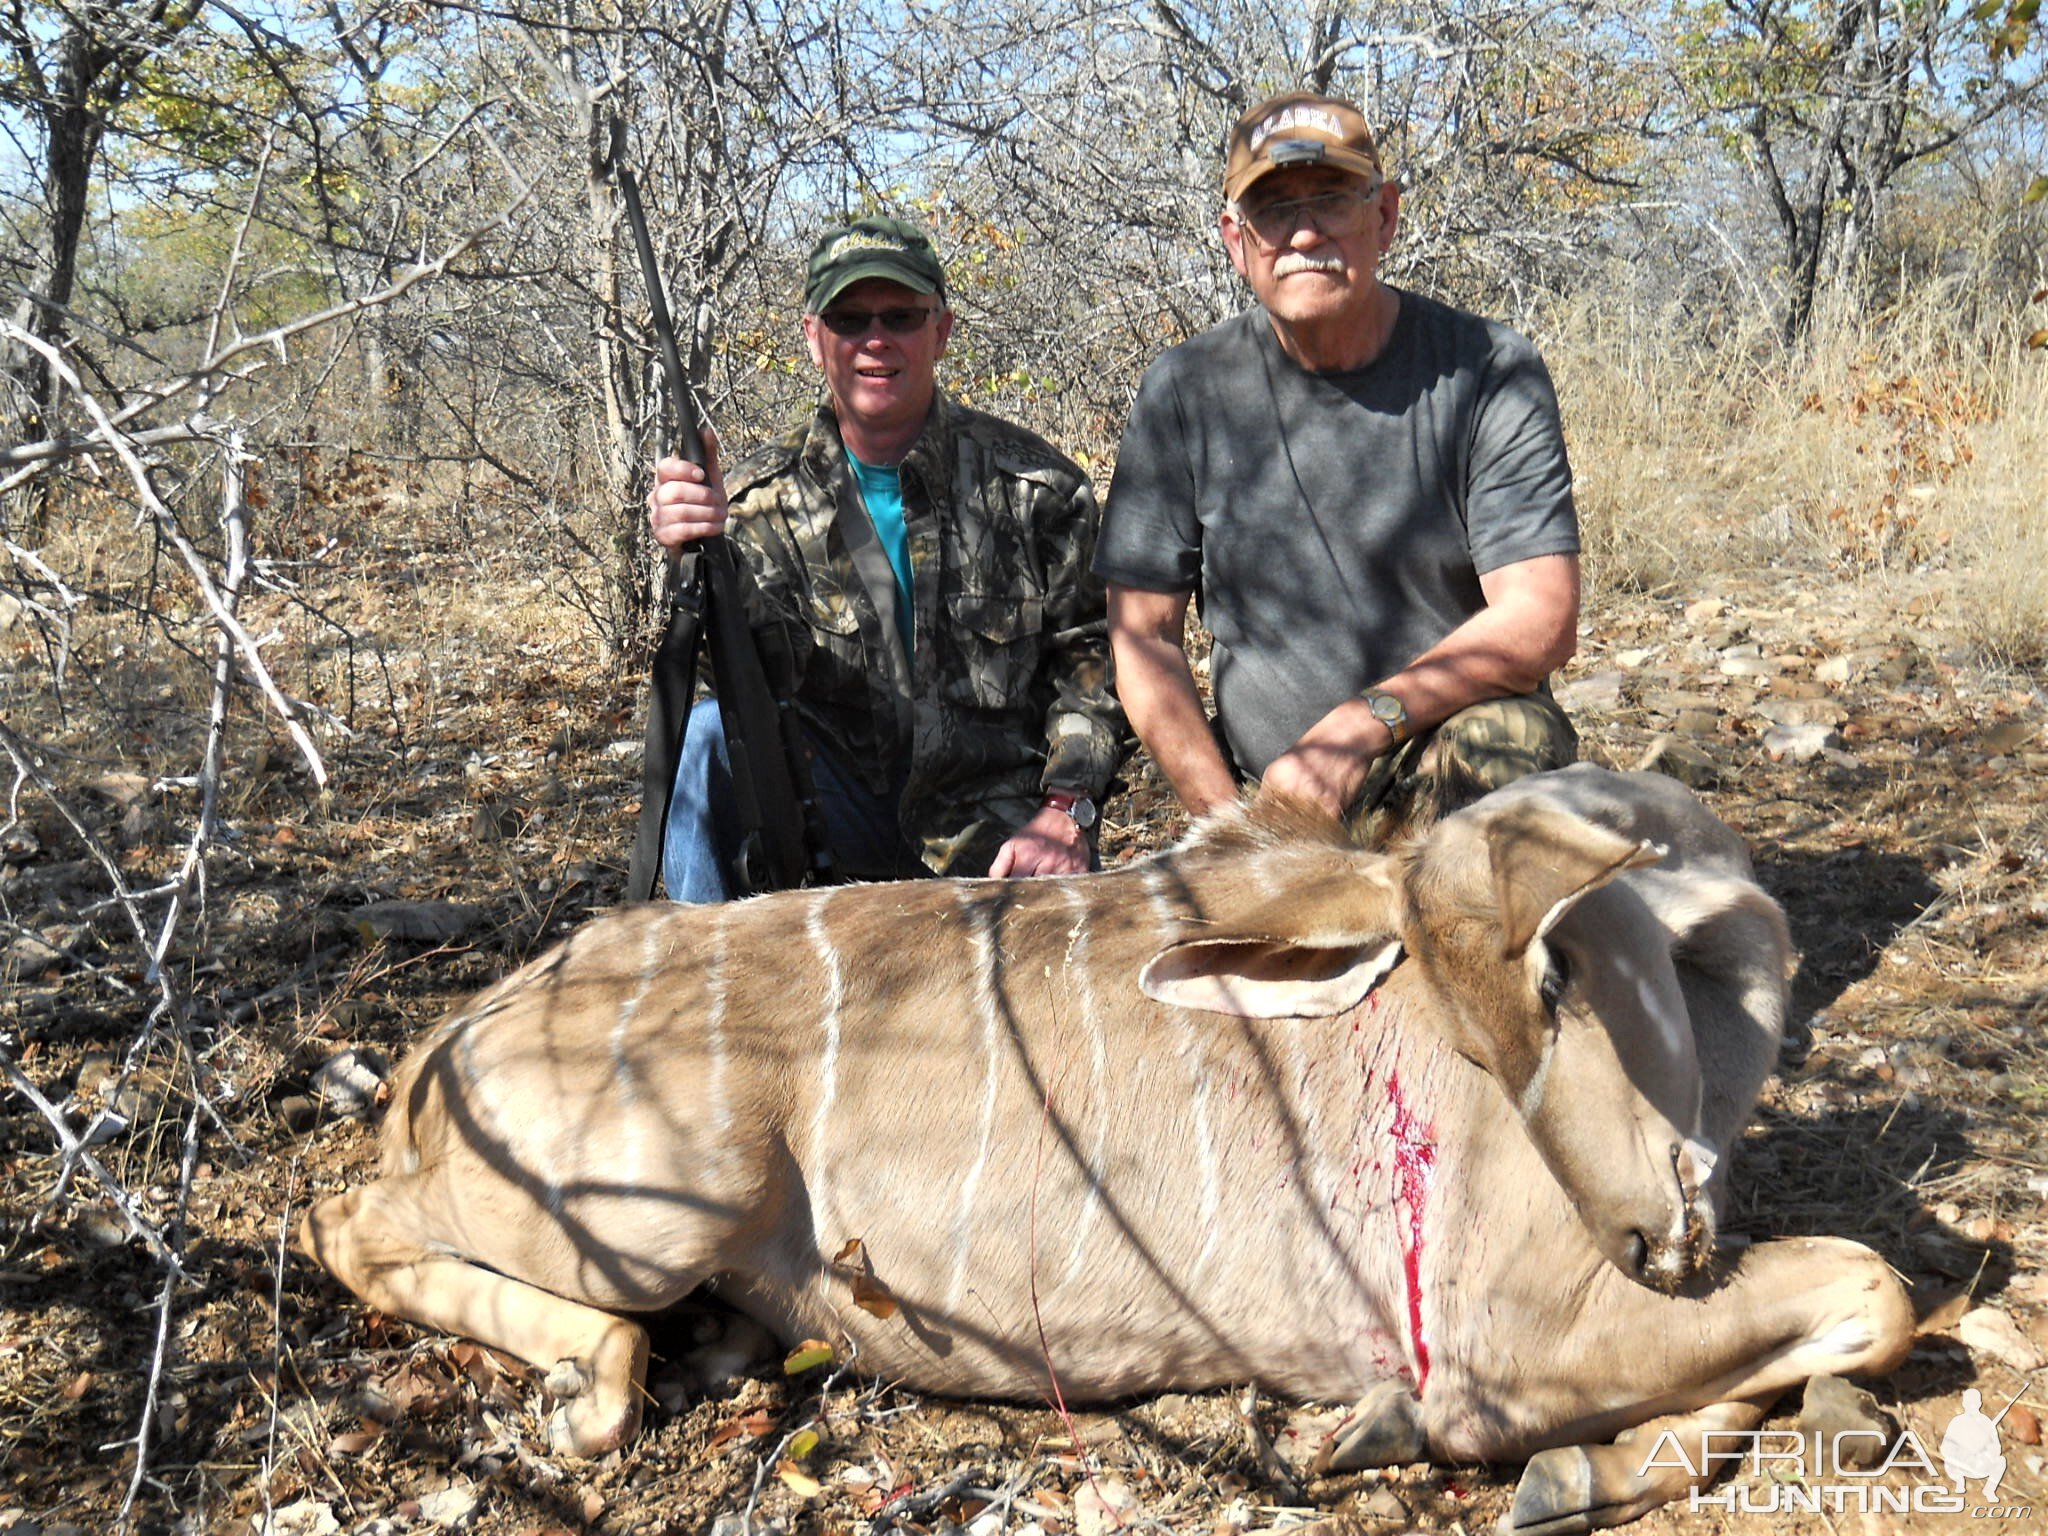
[{"x1": 1138, "y1": 791, "x2": 1728, "y2": 1289}]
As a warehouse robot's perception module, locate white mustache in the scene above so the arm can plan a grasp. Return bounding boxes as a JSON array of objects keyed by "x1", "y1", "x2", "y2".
[{"x1": 1273, "y1": 251, "x2": 1347, "y2": 277}]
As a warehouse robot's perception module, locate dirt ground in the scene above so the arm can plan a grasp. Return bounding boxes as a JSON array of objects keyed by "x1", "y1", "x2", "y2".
[{"x1": 1, "y1": 552, "x2": 2043, "y2": 1536}]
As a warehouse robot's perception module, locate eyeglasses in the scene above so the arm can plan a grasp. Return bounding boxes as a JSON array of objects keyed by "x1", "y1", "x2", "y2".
[
  {"x1": 816, "y1": 306, "x2": 939, "y2": 337},
  {"x1": 1237, "y1": 186, "x2": 1380, "y2": 247}
]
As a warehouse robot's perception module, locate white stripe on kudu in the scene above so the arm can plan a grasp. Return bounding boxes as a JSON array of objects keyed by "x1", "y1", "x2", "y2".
[
  {"x1": 608, "y1": 918, "x2": 666, "y2": 1105},
  {"x1": 805, "y1": 890, "x2": 845, "y2": 1240},
  {"x1": 1143, "y1": 863, "x2": 1222, "y2": 1280},
  {"x1": 1058, "y1": 881, "x2": 1108, "y2": 1289},
  {"x1": 947, "y1": 885, "x2": 1006, "y2": 1315},
  {"x1": 703, "y1": 906, "x2": 735, "y2": 1158}
]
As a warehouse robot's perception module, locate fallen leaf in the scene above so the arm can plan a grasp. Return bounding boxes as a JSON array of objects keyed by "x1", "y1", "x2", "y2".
[
  {"x1": 787, "y1": 1427, "x2": 820, "y2": 1459},
  {"x1": 777, "y1": 1462, "x2": 822, "y2": 1498},
  {"x1": 60, "y1": 1371, "x2": 93, "y2": 1401},
  {"x1": 2007, "y1": 1404, "x2": 2041, "y2": 1446},
  {"x1": 1915, "y1": 1289, "x2": 1974, "y2": 1335},
  {"x1": 784, "y1": 1339, "x2": 834, "y2": 1374},
  {"x1": 852, "y1": 1270, "x2": 899, "y2": 1319},
  {"x1": 330, "y1": 1425, "x2": 384, "y2": 1455},
  {"x1": 581, "y1": 1490, "x2": 605, "y2": 1523}
]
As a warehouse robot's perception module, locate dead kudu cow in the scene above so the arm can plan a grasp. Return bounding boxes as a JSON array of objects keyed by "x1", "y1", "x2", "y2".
[{"x1": 303, "y1": 765, "x2": 1912, "y2": 1531}]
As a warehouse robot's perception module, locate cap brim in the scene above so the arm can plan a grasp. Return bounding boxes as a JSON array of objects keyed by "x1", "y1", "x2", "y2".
[
  {"x1": 808, "y1": 258, "x2": 941, "y2": 313},
  {"x1": 1226, "y1": 146, "x2": 1381, "y2": 203}
]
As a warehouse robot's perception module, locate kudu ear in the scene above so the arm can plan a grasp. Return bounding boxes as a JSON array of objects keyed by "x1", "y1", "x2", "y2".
[
  {"x1": 1139, "y1": 863, "x2": 1406, "y2": 1019},
  {"x1": 1482, "y1": 800, "x2": 1663, "y2": 957}
]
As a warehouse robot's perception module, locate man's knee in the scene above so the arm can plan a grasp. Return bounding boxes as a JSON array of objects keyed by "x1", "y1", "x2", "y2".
[
  {"x1": 1428, "y1": 693, "x2": 1578, "y2": 795},
  {"x1": 1357, "y1": 692, "x2": 1577, "y2": 843}
]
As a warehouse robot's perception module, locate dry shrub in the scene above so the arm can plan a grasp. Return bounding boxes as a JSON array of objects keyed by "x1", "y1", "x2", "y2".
[{"x1": 1551, "y1": 277, "x2": 2048, "y2": 662}]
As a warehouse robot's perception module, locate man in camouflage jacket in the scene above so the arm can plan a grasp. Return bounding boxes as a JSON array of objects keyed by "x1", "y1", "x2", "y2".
[{"x1": 648, "y1": 217, "x2": 1126, "y2": 899}]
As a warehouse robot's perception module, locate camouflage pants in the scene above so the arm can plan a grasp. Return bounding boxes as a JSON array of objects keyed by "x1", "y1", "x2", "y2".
[{"x1": 1349, "y1": 692, "x2": 1578, "y2": 846}]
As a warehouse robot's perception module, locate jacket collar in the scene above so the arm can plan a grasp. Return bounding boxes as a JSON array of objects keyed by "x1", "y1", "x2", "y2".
[{"x1": 798, "y1": 394, "x2": 958, "y2": 498}]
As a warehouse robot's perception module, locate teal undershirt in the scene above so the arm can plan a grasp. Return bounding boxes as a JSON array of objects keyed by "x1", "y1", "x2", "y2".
[{"x1": 846, "y1": 448, "x2": 914, "y2": 659}]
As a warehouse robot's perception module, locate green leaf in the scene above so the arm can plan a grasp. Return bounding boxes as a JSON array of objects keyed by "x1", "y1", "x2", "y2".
[
  {"x1": 1972, "y1": 0, "x2": 2004, "y2": 18},
  {"x1": 2024, "y1": 174, "x2": 2048, "y2": 205},
  {"x1": 787, "y1": 1428, "x2": 820, "y2": 1459},
  {"x1": 783, "y1": 1340, "x2": 834, "y2": 1374}
]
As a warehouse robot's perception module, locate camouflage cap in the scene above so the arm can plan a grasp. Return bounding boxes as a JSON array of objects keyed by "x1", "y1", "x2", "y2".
[
  {"x1": 1224, "y1": 91, "x2": 1383, "y2": 203},
  {"x1": 804, "y1": 217, "x2": 946, "y2": 313}
]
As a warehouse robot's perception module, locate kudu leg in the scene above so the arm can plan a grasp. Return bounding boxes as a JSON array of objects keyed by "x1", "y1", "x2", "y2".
[
  {"x1": 1486, "y1": 1236, "x2": 1913, "y2": 1533},
  {"x1": 301, "y1": 1180, "x2": 653, "y2": 1455},
  {"x1": 1507, "y1": 1396, "x2": 1770, "y2": 1534}
]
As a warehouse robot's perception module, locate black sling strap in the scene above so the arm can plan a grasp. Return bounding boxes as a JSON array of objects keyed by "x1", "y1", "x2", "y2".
[{"x1": 618, "y1": 167, "x2": 835, "y2": 902}]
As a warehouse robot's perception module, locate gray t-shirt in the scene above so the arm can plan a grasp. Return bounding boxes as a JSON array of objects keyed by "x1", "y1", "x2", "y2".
[{"x1": 1096, "y1": 290, "x2": 1578, "y2": 776}]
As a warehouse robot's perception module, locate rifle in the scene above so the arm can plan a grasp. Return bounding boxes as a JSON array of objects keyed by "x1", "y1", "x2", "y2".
[{"x1": 618, "y1": 167, "x2": 836, "y2": 901}]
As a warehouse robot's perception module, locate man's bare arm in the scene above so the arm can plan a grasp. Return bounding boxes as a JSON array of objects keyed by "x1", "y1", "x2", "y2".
[
  {"x1": 1258, "y1": 552, "x2": 1581, "y2": 818},
  {"x1": 1107, "y1": 584, "x2": 1240, "y2": 817}
]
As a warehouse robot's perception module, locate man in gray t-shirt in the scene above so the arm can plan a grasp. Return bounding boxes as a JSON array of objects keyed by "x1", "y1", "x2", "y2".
[{"x1": 1096, "y1": 90, "x2": 1581, "y2": 835}]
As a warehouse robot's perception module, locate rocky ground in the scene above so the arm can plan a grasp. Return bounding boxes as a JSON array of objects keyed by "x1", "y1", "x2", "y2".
[{"x1": 1, "y1": 556, "x2": 2044, "y2": 1536}]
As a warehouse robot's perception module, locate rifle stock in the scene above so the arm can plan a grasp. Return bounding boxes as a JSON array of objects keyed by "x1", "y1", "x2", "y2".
[{"x1": 619, "y1": 167, "x2": 835, "y2": 899}]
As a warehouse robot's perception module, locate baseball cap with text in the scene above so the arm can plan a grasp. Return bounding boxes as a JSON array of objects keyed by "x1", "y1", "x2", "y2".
[
  {"x1": 804, "y1": 217, "x2": 946, "y2": 314},
  {"x1": 1224, "y1": 91, "x2": 1383, "y2": 203}
]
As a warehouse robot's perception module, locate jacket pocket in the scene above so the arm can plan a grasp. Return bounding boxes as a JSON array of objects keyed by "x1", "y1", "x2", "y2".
[
  {"x1": 944, "y1": 593, "x2": 1044, "y2": 711},
  {"x1": 799, "y1": 586, "x2": 866, "y2": 692}
]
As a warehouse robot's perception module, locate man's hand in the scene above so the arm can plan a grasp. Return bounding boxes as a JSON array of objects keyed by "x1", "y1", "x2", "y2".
[
  {"x1": 1255, "y1": 696, "x2": 1394, "y2": 822},
  {"x1": 988, "y1": 805, "x2": 1091, "y2": 878},
  {"x1": 1257, "y1": 742, "x2": 1371, "y2": 823},
  {"x1": 647, "y1": 427, "x2": 728, "y2": 549}
]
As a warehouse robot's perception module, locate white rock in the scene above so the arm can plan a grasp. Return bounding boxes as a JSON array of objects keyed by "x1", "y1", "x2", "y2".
[
  {"x1": 1957, "y1": 1306, "x2": 2045, "y2": 1372},
  {"x1": 1763, "y1": 723, "x2": 1842, "y2": 763},
  {"x1": 417, "y1": 1485, "x2": 481, "y2": 1529},
  {"x1": 1074, "y1": 1478, "x2": 1136, "y2": 1536},
  {"x1": 1557, "y1": 669, "x2": 1626, "y2": 714},
  {"x1": 312, "y1": 1049, "x2": 389, "y2": 1116},
  {"x1": 1753, "y1": 697, "x2": 1847, "y2": 727},
  {"x1": 1719, "y1": 655, "x2": 1779, "y2": 678},
  {"x1": 251, "y1": 1501, "x2": 340, "y2": 1536}
]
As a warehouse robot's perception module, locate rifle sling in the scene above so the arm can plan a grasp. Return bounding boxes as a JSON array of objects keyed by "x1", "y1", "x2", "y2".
[{"x1": 626, "y1": 551, "x2": 706, "y2": 904}]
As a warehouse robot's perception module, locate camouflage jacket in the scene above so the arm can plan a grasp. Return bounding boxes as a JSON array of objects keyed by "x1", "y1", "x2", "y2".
[{"x1": 718, "y1": 396, "x2": 1126, "y2": 877}]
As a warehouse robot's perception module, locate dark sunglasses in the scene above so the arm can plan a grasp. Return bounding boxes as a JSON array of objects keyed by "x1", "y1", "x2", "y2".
[{"x1": 817, "y1": 305, "x2": 938, "y2": 336}]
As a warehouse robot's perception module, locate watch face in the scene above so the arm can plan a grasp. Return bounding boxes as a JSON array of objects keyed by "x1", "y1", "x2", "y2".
[
  {"x1": 1370, "y1": 693, "x2": 1403, "y2": 724},
  {"x1": 1071, "y1": 797, "x2": 1098, "y2": 829}
]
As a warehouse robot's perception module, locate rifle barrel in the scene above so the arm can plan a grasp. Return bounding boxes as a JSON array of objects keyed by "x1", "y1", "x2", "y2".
[{"x1": 618, "y1": 167, "x2": 703, "y2": 470}]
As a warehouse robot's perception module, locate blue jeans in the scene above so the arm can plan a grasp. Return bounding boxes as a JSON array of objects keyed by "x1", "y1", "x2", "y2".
[{"x1": 661, "y1": 699, "x2": 920, "y2": 902}]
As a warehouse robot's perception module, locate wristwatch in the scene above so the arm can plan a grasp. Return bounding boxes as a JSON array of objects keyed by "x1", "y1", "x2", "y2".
[
  {"x1": 1361, "y1": 690, "x2": 1410, "y2": 746},
  {"x1": 1043, "y1": 788, "x2": 1098, "y2": 829}
]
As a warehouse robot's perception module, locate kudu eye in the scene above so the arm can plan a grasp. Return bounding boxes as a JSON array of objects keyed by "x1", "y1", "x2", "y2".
[{"x1": 1538, "y1": 947, "x2": 1572, "y2": 1012}]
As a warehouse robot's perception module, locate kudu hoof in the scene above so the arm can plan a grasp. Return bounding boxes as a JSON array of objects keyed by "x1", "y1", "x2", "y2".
[
  {"x1": 1504, "y1": 1444, "x2": 1600, "y2": 1535},
  {"x1": 1324, "y1": 1381, "x2": 1426, "y2": 1471},
  {"x1": 542, "y1": 1357, "x2": 638, "y2": 1457}
]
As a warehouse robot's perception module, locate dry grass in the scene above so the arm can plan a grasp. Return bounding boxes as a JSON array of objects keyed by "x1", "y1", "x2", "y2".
[{"x1": 1553, "y1": 281, "x2": 2048, "y2": 664}]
